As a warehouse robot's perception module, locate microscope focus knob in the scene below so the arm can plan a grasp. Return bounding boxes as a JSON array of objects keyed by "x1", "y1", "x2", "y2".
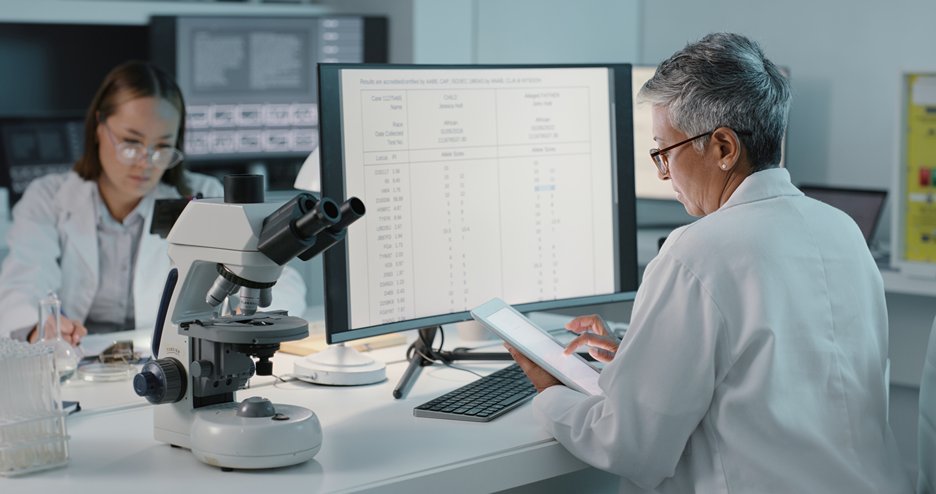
[
  {"x1": 237, "y1": 397, "x2": 276, "y2": 418},
  {"x1": 133, "y1": 358, "x2": 187, "y2": 404},
  {"x1": 190, "y1": 360, "x2": 213, "y2": 378}
]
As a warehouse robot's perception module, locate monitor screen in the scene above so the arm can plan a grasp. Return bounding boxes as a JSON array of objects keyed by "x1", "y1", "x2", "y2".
[
  {"x1": 319, "y1": 64, "x2": 638, "y2": 344},
  {"x1": 799, "y1": 185, "x2": 887, "y2": 244},
  {"x1": 633, "y1": 65, "x2": 788, "y2": 201},
  {"x1": 0, "y1": 23, "x2": 148, "y2": 117},
  {"x1": 632, "y1": 66, "x2": 672, "y2": 200},
  {"x1": 150, "y1": 15, "x2": 387, "y2": 162},
  {"x1": 0, "y1": 117, "x2": 84, "y2": 207}
]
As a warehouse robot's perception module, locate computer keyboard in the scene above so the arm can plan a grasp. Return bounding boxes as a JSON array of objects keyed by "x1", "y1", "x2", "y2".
[{"x1": 413, "y1": 363, "x2": 536, "y2": 422}]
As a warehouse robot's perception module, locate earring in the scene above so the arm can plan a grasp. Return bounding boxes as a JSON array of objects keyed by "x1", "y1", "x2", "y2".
[{"x1": 720, "y1": 163, "x2": 727, "y2": 170}]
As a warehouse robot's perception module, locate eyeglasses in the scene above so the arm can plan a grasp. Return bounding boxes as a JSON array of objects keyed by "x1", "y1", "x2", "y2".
[
  {"x1": 649, "y1": 130, "x2": 714, "y2": 176},
  {"x1": 100, "y1": 121, "x2": 184, "y2": 170},
  {"x1": 649, "y1": 129, "x2": 751, "y2": 176}
]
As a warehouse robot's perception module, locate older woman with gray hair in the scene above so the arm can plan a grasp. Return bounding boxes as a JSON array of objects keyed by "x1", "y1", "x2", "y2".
[{"x1": 507, "y1": 33, "x2": 911, "y2": 492}]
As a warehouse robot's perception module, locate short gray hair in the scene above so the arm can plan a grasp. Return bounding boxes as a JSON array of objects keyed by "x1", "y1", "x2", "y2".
[{"x1": 638, "y1": 33, "x2": 791, "y2": 171}]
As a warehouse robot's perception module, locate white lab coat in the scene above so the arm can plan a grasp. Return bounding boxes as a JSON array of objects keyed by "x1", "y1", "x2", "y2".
[
  {"x1": 919, "y1": 317, "x2": 936, "y2": 494},
  {"x1": 0, "y1": 171, "x2": 307, "y2": 338},
  {"x1": 533, "y1": 168, "x2": 912, "y2": 493}
]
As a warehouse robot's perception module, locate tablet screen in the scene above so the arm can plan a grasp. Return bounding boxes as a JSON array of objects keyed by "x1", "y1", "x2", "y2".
[{"x1": 486, "y1": 307, "x2": 601, "y2": 395}]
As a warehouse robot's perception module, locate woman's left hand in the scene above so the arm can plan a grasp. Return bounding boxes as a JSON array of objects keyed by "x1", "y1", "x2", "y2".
[{"x1": 505, "y1": 343, "x2": 561, "y2": 393}]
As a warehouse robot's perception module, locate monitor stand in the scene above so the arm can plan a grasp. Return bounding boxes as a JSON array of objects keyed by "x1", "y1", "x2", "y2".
[
  {"x1": 392, "y1": 326, "x2": 512, "y2": 399},
  {"x1": 293, "y1": 344, "x2": 387, "y2": 386}
]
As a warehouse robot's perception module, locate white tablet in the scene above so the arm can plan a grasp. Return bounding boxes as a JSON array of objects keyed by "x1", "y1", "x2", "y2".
[{"x1": 470, "y1": 298, "x2": 601, "y2": 396}]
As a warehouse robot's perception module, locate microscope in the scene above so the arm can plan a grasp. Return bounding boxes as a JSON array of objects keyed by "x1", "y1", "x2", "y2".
[{"x1": 133, "y1": 175, "x2": 364, "y2": 470}]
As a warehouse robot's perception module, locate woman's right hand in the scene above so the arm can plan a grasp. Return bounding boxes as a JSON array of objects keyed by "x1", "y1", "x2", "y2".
[
  {"x1": 28, "y1": 315, "x2": 88, "y2": 346},
  {"x1": 563, "y1": 314, "x2": 620, "y2": 363}
]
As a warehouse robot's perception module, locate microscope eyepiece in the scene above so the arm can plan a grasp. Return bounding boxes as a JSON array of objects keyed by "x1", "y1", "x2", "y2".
[
  {"x1": 331, "y1": 197, "x2": 366, "y2": 232},
  {"x1": 295, "y1": 198, "x2": 341, "y2": 239},
  {"x1": 297, "y1": 197, "x2": 366, "y2": 261},
  {"x1": 257, "y1": 194, "x2": 342, "y2": 265}
]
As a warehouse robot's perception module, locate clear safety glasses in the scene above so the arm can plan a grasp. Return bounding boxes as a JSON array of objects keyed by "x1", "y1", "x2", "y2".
[{"x1": 100, "y1": 122, "x2": 184, "y2": 170}]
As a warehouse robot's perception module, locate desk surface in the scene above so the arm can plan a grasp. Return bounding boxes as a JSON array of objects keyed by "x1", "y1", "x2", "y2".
[
  {"x1": 880, "y1": 267, "x2": 936, "y2": 297},
  {"x1": 10, "y1": 329, "x2": 590, "y2": 494}
]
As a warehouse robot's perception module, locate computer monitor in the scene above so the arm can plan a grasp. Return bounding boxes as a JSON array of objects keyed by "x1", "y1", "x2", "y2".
[
  {"x1": 318, "y1": 63, "x2": 638, "y2": 345},
  {"x1": 0, "y1": 23, "x2": 148, "y2": 117},
  {"x1": 799, "y1": 185, "x2": 887, "y2": 245},
  {"x1": 632, "y1": 65, "x2": 789, "y2": 201},
  {"x1": 631, "y1": 66, "x2": 672, "y2": 201},
  {"x1": 0, "y1": 116, "x2": 84, "y2": 208},
  {"x1": 149, "y1": 15, "x2": 387, "y2": 165}
]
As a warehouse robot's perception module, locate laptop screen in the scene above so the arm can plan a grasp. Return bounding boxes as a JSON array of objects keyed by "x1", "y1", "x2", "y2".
[{"x1": 799, "y1": 185, "x2": 888, "y2": 244}]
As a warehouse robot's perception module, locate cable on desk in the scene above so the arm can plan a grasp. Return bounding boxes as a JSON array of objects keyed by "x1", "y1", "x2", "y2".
[
  {"x1": 436, "y1": 362, "x2": 484, "y2": 379},
  {"x1": 408, "y1": 328, "x2": 486, "y2": 380},
  {"x1": 406, "y1": 326, "x2": 444, "y2": 363}
]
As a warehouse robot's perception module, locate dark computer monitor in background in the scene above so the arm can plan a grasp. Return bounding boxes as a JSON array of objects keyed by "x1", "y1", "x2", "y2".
[
  {"x1": 0, "y1": 23, "x2": 149, "y2": 118},
  {"x1": 149, "y1": 15, "x2": 388, "y2": 188},
  {"x1": 318, "y1": 63, "x2": 638, "y2": 346},
  {"x1": 799, "y1": 185, "x2": 888, "y2": 245},
  {"x1": 0, "y1": 117, "x2": 84, "y2": 208},
  {"x1": 0, "y1": 22, "x2": 147, "y2": 209}
]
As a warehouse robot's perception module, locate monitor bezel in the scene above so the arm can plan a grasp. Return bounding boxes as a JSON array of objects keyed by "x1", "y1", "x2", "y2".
[{"x1": 318, "y1": 63, "x2": 638, "y2": 344}]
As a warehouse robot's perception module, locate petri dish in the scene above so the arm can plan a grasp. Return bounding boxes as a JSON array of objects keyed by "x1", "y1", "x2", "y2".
[{"x1": 76, "y1": 362, "x2": 135, "y2": 382}]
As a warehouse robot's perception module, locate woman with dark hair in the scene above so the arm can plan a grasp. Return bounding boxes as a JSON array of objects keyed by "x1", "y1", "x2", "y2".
[
  {"x1": 74, "y1": 60, "x2": 194, "y2": 200},
  {"x1": 0, "y1": 61, "x2": 306, "y2": 343}
]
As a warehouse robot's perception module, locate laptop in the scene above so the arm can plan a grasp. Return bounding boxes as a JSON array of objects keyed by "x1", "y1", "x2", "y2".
[{"x1": 799, "y1": 184, "x2": 888, "y2": 245}]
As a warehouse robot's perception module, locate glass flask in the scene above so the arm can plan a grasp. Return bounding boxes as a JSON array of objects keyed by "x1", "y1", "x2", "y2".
[{"x1": 38, "y1": 292, "x2": 80, "y2": 383}]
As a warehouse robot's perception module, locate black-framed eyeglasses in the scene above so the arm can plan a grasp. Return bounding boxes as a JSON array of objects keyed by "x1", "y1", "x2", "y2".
[
  {"x1": 649, "y1": 131, "x2": 713, "y2": 176},
  {"x1": 100, "y1": 121, "x2": 184, "y2": 170},
  {"x1": 649, "y1": 129, "x2": 751, "y2": 176}
]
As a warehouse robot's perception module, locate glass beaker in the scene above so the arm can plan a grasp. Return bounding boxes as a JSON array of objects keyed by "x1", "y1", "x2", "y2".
[{"x1": 38, "y1": 292, "x2": 80, "y2": 383}]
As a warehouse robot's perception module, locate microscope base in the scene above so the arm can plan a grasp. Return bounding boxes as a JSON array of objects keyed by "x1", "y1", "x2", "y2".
[
  {"x1": 189, "y1": 401, "x2": 322, "y2": 470},
  {"x1": 294, "y1": 344, "x2": 386, "y2": 386}
]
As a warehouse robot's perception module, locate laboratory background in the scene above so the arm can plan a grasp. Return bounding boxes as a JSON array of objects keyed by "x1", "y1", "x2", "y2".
[{"x1": 0, "y1": 0, "x2": 934, "y2": 492}]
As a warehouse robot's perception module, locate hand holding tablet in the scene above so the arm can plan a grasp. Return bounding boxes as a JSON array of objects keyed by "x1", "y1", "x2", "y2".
[{"x1": 471, "y1": 298, "x2": 602, "y2": 396}]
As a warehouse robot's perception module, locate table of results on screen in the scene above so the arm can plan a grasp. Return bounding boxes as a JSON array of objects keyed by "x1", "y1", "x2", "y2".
[{"x1": 339, "y1": 68, "x2": 619, "y2": 329}]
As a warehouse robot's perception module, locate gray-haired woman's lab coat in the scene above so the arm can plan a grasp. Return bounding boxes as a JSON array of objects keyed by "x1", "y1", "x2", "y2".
[{"x1": 532, "y1": 168, "x2": 912, "y2": 493}]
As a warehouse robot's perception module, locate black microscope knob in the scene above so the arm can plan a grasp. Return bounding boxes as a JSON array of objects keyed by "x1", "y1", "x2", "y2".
[
  {"x1": 133, "y1": 358, "x2": 187, "y2": 404},
  {"x1": 255, "y1": 358, "x2": 273, "y2": 376}
]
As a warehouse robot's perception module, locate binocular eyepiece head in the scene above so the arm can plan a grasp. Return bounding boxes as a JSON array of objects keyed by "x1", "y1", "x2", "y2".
[
  {"x1": 257, "y1": 193, "x2": 365, "y2": 266},
  {"x1": 201, "y1": 177, "x2": 366, "y2": 316}
]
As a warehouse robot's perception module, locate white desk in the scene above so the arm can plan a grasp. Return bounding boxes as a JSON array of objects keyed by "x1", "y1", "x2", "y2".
[
  {"x1": 9, "y1": 332, "x2": 593, "y2": 494},
  {"x1": 880, "y1": 267, "x2": 936, "y2": 297}
]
